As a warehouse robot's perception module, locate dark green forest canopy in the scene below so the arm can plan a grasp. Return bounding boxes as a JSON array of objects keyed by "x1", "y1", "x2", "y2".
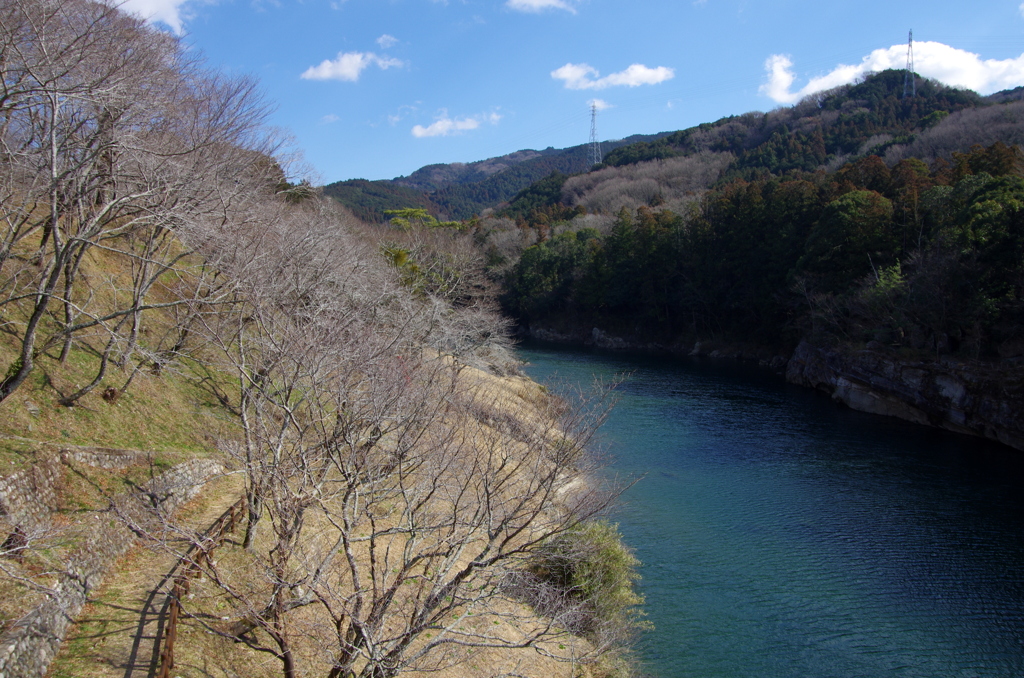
[
  {"x1": 502, "y1": 142, "x2": 1024, "y2": 359},
  {"x1": 321, "y1": 179, "x2": 438, "y2": 223}
]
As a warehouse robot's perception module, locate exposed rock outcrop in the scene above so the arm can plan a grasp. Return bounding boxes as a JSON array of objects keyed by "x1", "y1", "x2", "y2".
[
  {"x1": 525, "y1": 324, "x2": 1024, "y2": 451},
  {"x1": 786, "y1": 341, "x2": 1024, "y2": 450}
]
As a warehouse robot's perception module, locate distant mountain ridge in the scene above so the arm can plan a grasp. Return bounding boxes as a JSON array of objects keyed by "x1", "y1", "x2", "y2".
[
  {"x1": 322, "y1": 133, "x2": 671, "y2": 222},
  {"x1": 393, "y1": 148, "x2": 560, "y2": 193},
  {"x1": 325, "y1": 70, "x2": 1024, "y2": 224}
]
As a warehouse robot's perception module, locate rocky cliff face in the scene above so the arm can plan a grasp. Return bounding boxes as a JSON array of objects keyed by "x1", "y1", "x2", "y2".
[
  {"x1": 527, "y1": 324, "x2": 1024, "y2": 451},
  {"x1": 786, "y1": 341, "x2": 1024, "y2": 451}
]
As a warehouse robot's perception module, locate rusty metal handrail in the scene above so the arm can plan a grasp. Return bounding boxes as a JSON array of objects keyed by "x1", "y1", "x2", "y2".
[{"x1": 156, "y1": 496, "x2": 246, "y2": 678}]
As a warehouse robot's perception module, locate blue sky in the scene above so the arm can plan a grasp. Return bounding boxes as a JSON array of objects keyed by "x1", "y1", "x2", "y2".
[{"x1": 121, "y1": 0, "x2": 1024, "y2": 184}]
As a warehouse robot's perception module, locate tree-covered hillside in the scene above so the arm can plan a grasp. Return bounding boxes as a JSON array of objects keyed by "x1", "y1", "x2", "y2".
[
  {"x1": 0, "y1": 3, "x2": 645, "y2": 676},
  {"x1": 500, "y1": 141, "x2": 1024, "y2": 360},
  {"x1": 603, "y1": 70, "x2": 982, "y2": 177},
  {"x1": 476, "y1": 71, "x2": 1024, "y2": 362},
  {"x1": 322, "y1": 133, "x2": 671, "y2": 222},
  {"x1": 320, "y1": 178, "x2": 438, "y2": 223},
  {"x1": 483, "y1": 71, "x2": 1014, "y2": 234}
]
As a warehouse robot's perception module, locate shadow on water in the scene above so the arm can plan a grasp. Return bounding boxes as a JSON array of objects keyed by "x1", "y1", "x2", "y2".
[{"x1": 518, "y1": 341, "x2": 1024, "y2": 678}]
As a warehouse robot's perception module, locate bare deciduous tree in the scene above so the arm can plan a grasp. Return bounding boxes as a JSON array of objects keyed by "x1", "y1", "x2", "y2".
[
  {"x1": 177, "y1": 202, "x2": 621, "y2": 678},
  {"x1": 562, "y1": 152, "x2": 733, "y2": 215},
  {"x1": 0, "y1": 0, "x2": 279, "y2": 405}
]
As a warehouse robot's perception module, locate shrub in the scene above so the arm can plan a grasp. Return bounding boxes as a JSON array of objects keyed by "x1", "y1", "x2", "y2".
[{"x1": 527, "y1": 520, "x2": 646, "y2": 640}]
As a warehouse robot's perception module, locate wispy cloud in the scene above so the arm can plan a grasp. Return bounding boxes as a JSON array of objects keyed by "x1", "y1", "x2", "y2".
[
  {"x1": 119, "y1": 0, "x2": 192, "y2": 34},
  {"x1": 377, "y1": 34, "x2": 398, "y2": 49},
  {"x1": 507, "y1": 0, "x2": 578, "y2": 13},
  {"x1": 412, "y1": 111, "x2": 501, "y2": 138},
  {"x1": 320, "y1": 114, "x2": 340, "y2": 124},
  {"x1": 552, "y1": 63, "x2": 675, "y2": 90},
  {"x1": 301, "y1": 52, "x2": 404, "y2": 82},
  {"x1": 762, "y1": 42, "x2": 1024, "y2": 103},
  {"x1": 387, "y1": 104, "x2": 420, "y2": 126},
  {"x1": 588, "y1": 98, "x2": 612, "y2": 111}
]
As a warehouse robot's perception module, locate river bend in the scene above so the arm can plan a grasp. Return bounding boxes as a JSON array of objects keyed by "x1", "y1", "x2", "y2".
[{"x1": 518, "y1": 344, "x2": 1024, "y2": 678}]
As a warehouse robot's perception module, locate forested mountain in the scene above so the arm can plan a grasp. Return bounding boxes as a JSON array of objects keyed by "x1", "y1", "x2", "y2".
[
  {"x1": 322, "y1": 133, "x2": 670, "y2": 221},
  {"x1": 601, "y1": 70, "x2": 984, "y2": 176},
  {"x1": 477, "y1": 71, "x2": 1024, "y2": 366},
  {"x1": 329, "y1": 69, "x2": 1024, "y2": 228},
  {"x1": 318, "y1": 178, "x2": 438, "y2": 223}
]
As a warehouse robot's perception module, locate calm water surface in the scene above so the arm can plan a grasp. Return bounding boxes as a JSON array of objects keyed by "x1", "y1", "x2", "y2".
[{"x1": 518, "y1": 343, "x2": 1024, "y2": 678}]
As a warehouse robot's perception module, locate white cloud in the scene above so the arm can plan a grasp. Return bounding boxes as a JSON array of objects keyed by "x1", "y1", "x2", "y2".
[
  {"x1": 588, "y1": 98, "x2": 612, "y2": 111},
  {"x1": 507, "y1": 0, "x2": 578, "y2": 12},
  {"x1": 300, "y1": 52, "x2": 404, "y2": 82},
  {"x1": 552, "y1": 62, "x2": 675, "y2": 90},
  {"x1": 412, "y1": 111, "x2": 501, "y2": 138},
  {"x1": 1020, "y1": 2, "x2": 1024, "y2": 18},
  {"x1": 377, "y1": 34, "x2": 398, "y2": 49},
  {"x1": 118, "y1": 0, "x2": 191, "y2": 34},
  {"x1": 761, "y1": 41, "x2": 1024, "y2": 104},
  {"x1": 551, "y1": 63, "x2": 598, "y2": 89},
  {"x1": 387, "y1": 104, "x2": 419, "y2": 126},
  {"x1": 320, "y1": 114, "x2": 340, "y2": 124}
]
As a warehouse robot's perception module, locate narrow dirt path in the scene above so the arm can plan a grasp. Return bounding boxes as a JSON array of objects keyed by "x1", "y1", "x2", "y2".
[{"x1": 45, "y1": 473, "x2": 244, "y2": 678}]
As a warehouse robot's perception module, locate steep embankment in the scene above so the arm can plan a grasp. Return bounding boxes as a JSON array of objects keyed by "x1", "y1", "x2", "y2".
[
  {"x1": 1, "y1": 4, "x2": 644, "y2": 678},
  {"x1": 33, "y1": 364, "x2": 634, "y2": 678}
]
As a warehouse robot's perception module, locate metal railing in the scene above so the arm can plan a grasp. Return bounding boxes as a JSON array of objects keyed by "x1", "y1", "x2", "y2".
[{"x1": 156, "y1": 495, "x2": 247, "y2": 678}]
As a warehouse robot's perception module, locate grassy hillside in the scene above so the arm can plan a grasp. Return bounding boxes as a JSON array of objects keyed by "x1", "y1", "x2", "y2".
[{"x1": 1, "y1": 3, "x2": 645, "y2": 677}]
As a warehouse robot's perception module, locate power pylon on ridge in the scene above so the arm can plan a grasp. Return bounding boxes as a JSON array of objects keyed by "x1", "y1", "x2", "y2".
[
  {"x1": 903, "y1": 29, "x2": 916, "y2": 99},
  {"x1": 589, "y1": 102, "x2": 602, "y2": 167}
]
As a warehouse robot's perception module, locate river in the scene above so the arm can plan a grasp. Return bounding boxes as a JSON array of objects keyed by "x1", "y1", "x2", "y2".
[{"x1": 517, "y1": 342, "x2": 1024, "y2": 678}]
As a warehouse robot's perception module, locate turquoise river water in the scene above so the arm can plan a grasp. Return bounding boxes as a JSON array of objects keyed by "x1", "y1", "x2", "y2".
[{"x1": 517, "y1": 343, "x2": 1024, "y2": 678}]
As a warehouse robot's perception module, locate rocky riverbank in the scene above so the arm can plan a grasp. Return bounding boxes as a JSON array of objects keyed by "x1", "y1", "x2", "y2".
[
  {"x1": 524, "y1": 325, "x2": 791, "y2": 371},
  {"x1": 524, "y1": 324, "x2": 1024, "y2": 451},
  {"x1": 786, "y1": 341, "x2": 1024, "y2": 451}
]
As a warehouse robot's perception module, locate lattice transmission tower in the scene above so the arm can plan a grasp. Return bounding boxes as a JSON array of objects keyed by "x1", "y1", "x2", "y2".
[
  {"x1": 589, "y1": 102, "x2": 602, "y2": 167},
  {"x1": 903, "y1": 29, "x2": 916, "y2": 98}
]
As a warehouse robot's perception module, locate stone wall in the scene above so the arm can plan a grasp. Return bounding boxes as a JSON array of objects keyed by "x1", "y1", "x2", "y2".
[
  {"x1": 0, "y1": 445, "x2": 151, "y2": 538},
  {"x1": 58, "y1": 446, "x2": 145, "y2": 470},
  {"x1": 0, "y1": 458, "x2": 224, "y2": 678},
  {"x1": 0, "y1": 457, "x2": 62, "y2": 533}
]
